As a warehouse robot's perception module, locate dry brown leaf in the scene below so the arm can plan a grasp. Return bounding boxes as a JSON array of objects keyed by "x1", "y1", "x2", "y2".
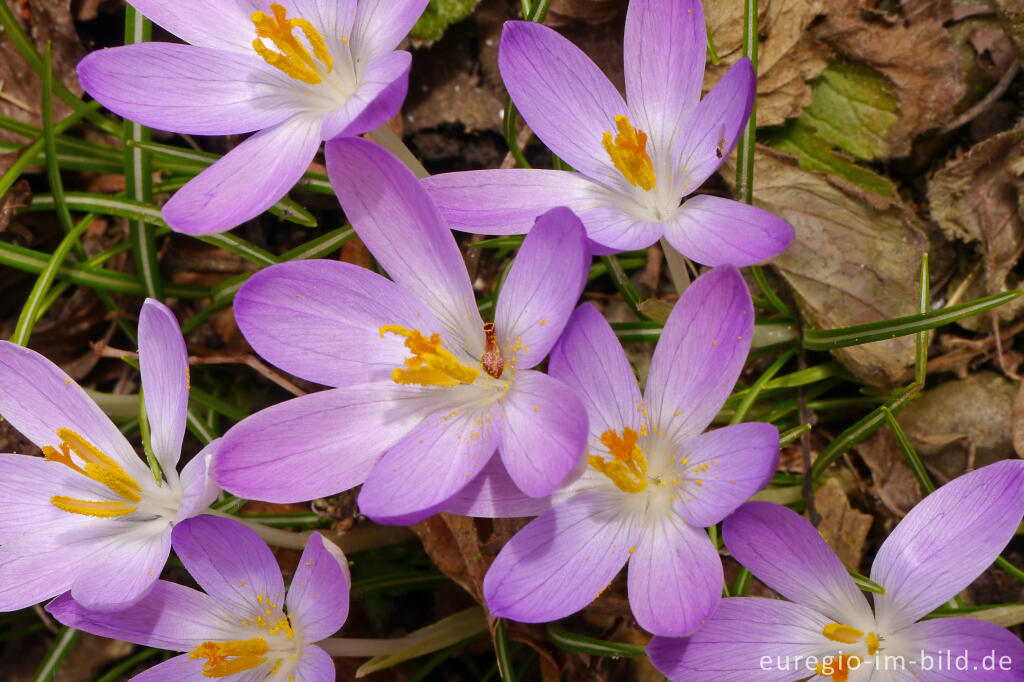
[
  {"x1": 411, "y1": 513, "x2": 491, "y2": 604},
  {"x1": 704, "y1": 0, "x2": 830, "y2": 127},
  {"x1": 810, "y1": 0, "x2": 966, "y2": 158},
  {"x1": 855, "y1": 428, "x2": 924, "y2": 516},
  {"x1": 813, "y1": 478, "x2": 872, "y2": 570},
  {"x1": 729, "y1": 147, "x2": 928, "y2": 387},
  {"x1": 547, "y1": 0, "x2": 627, "y2": 25}
]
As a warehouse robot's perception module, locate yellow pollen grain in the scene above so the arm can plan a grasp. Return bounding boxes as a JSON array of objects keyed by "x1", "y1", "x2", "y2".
[
  {"x1": 822, "y1": 623, "x2": 864, "y2": 645},
  {"x1": 251, "y1": 3, "x2": 333, "y2": 85},
  {"x1": 866, "y1": 631, "x2": 880, "y2": 656},
  {"x1": 602, "y1": 115, "x2": 655, "y2": 191}
]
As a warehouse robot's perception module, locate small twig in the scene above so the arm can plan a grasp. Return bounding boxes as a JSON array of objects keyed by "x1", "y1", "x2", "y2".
[
  {"x1": 189, "y1": 354, "x2": 307, "y2": 396},
  {"x1": 941, "y1": 60, "x2": 1020, "y2": 134},
  {"x1": 32, "y1": 604, "x2": 59, "y2": 634}
]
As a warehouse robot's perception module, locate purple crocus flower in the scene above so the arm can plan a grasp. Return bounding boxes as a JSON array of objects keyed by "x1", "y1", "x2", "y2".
[
  {"x1": 48, "y1": 514, "x2": 349, "y2": 681},
  {"x1": 648, "y1": 460, "x2": 1024, "y2": 681},
  {"x1": 0, "y1": 299, "x2": 219, "y2": 612},
  {"x1": 445, "y1": 266, "x2": 780, "y2": 636},
  {"x1": 213, "y1": 138, "x2": 589, "y2": 524},
  {"x1": 422, "y1": 0, "x2": 794, "y2": 262},
  {"x1": 77, "y1": 0, "x2": 429, "y2": 235}
]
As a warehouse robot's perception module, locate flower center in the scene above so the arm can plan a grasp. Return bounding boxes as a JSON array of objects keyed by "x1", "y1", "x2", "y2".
[
  {"x1": 603, "y1": 115, "x2": 656, "y2": 191},
  {"x1": 44, "y1": 428, "x2": 142, "y2": 518},
  {"x1": 189, "y1": 638, "x2": 270, "y2": 678},
  {"x1": 813, "y1": 622, "x2": 880, "y2": 681},
  {"x1": 814, "y1": 654, "x2": 861, "y2": 682},
  {"x1": 251, "y1": 3, "x2": 333, "y2": 85},
  {"x1": 381, "y1": 325, "x2": 480, "y2": 387},
  {"x1": 589, "y1": 427, "x2": 650, "y2": 493}
]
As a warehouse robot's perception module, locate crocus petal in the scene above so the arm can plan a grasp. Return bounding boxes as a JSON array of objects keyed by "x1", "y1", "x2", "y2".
[
  {"x1": 623, "y1": 0, "x2": 705, "y2": 163},
  {"x1": 896, "y1": 617, "x2": 1024, "y2": 681},
  {"x1": 645, "y1": 265, "x2": 753, "y2": 444},
  {"x1": 499, "y1": 21, "x2": 630, "y2": 193},
  {"x1": 71, "y1": 529, "x2": 171, "y2": 611},
  {"x1": 325, "y1": 137, "x2": 484, "y2": 352},
  {"x1": 138, "y1": 299, "x2": 188, "y2": 472},
  {"x1": 664, "y1": 195, "x2": 794, "y2": 267},
  {"x1": 647, "y1": 597, "x2": 837, "y2": 682},
  {"x1": 723, "y1": 502, "x2": 873, "y2": 625},
  {"x1": 162, "y1": 112, "x2": 323, "y2": 235},
  {"x1": 0, "y1": 453, "x2": 85, "y2": 543},
  {"x1": 124, "y1": 0, "x2": 255, "y2": 53},
  {"x1": 673, "y1": 58, "x2": 754, "y2": 191},
  {"x1": 292, "y1": 645, "x2": 337, "y2": 681},
  {"x1": 286, "y1": 534, "x2": 350, "y2": 642},
  {"x1": 130, "y1": 655, "x2": 212, "y2": 682},
  {"x1": 442, "y1": 455, "x2": 553, "y2": 518},
  {"x1": 351, "y1": 0, "x2": 430, "y2": 63},
  {"x1": 495, "y1": 207, "x2": 589, "y2": 369},
  {"x1": 628, "y1": 513, "x2": 722, "y2": 636},
  {"x1": 422, "y1": 169, "x2": 605, "y2": 235},
  {"x1": 358, "y1": 404, "x2": 503, "y2": 525},
  {"x1": 871, "y1": 460, "x2": 1024, "y2": 632},
  {"x1": 77, "y1": 43, "x2": 301, "y2": 136},
  {"x1": 47, "y1": 581, "x2": 236, "y2": 650},
  {"x1": 578, "y1": 204, "x2": 666, "y2": 252},
  {"x1": 214, "y1": 384, "x2": 426, "y2": 503},
  {"x1": 0, "y1": 341, "x2": 142, "y2": 478},
  {"x1": 234, "y1": 259, "x2": 447, "y2": 387},
  {"x1": 498, "y1": 370, "x2": 587, "y2": 497},
  {"x1": 672, "y1": 422, "x2": 780, "y2": 527},
  {"x1": 171, "y1": 515, "x2": 285, "y2": 619},
  {"x1": 176, "y1": 439, "x2": 222, "y2": 521},
  {"x1": 321, "y1": 50, "x2": 412, "y2": 139},
  {"x1": 0, "y1": 521, "x2": 96, "y2": 611},
  {"x1": 483, "y1": 492, "x2": 641, "y2": 623}
]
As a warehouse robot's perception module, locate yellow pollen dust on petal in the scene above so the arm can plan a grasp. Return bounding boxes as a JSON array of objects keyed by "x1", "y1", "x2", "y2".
[
  {"x1": 380, "y1": 324, "x2": 479, "y2": 387},
  {"x1": 866, "y1": 631, "x2": 880, "y2": 656},
  {"x1": 822, "y1": 623, "x2": 865, "y2": 645},
  {"x1": 44, "y1": 428, "x2": 142, "y2": 517},
  {"x1": 814, "y1": 654, "x2": 861, "y2": 682},
  {"x1": 251, "y1": 3, "x2": 333, "y2": 85},
  {"x1": 190, "y1": 638, "x2": 270, "y2": 678},
  {"x1": 602, "y1": 115, "x2": 656, "y2": 191},
  {"x1": 589, "y1": 427, "x2": 649, "y2": 493}
]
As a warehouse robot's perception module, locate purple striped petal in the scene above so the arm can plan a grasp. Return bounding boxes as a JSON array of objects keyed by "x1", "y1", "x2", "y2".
[
  {"x1": 213, "y1": 384, "x2": 425, "y2": 503},
  {"x1": 125, "y1": 0, "x2": 255, "y2": 53},
  {"x1": 723, "y1": 502, "x2": 873, "y2": 625},
  {"x1": 422, "y1": 169, "x2": 604, "y2": 236},
  {"x1": 176, "y1": 439, "x2": 222, "y2": 521},
  {"x1": 624, "y1": 0, "x2": 705, "y2": 163},
  {"x1": 672, "y1": 422, "x2": 779, "y2": 527},
  {"x1": 287, "y1": 534, "x2": 350, "y2": 642},
  {"x1": 664, "y1": 195, "x2": 794, "y2": 267},
  {"x1": 171, "y1": 515, "x2": 285, "y2": 619},
  {"x1": 628, "y1": 513, "x2": 722, "y2": 636},
  {"x1": 163, "y1": 113, "x2": 322, "y2": 235},
  {"x1": 0, "y1": 517, "x2": 97, "y2": 611},
  {"x1": 358, "y1": 403, "x2": 503, "y2": 525},
  {"x1": 325, "y1": 137, "x2": 484, "y2": 351},
  {"x1": 351, "y1": 0, "x2": 430, "y2": 63},
  {"x1": 321, "y1": 50, "x2": 412, "y2": 139},
  {"x1": 71, "y1": 528, "x2": 171, "y2": 611},
  {"x1": 495, "y1": 207, "x2": 589, "y2": 369},
  {"x1": 77, "y1": 43, "x2": 301, "y2": 136},
  {"x1": 645, "y1": 266, "x2": 753, "y2": 444},
  {"x1": 897, "y1": 617, "x2": 1024, "y2": 681},
  {"x1": 442, "y1": 455, "x2": 552, "y2": 518},
  {"x1": 0, "y1": 453, "x2": 83, "y2": 543},
  {"x1": 292, "y1": 645, "x2": 337, "y2": 681},
  {"x1": 499, "y1": 21, "x2": 629, "y2": 193},
  {"x1": 47, "y1": 581, "x2": 235, "y2": 650},
  {"x1": 498, "y1": 370, "x2": 587, "y2": 498},
  {"x1": 130, "y1": 655, "x2": 210, "y2": 682},
  {"x1": 234, "y1": 259, "x2": 446, "y2": 388},
  {"x1": 871, "y1": 460, "x2": 1024, "y2": 632},
  {"x1": 647, "y1": 597, "x2": 835, "y2": 682},
  {"x1": 579, "y1": 204, "x2": 666, "y2": 252},
  {"x1": 674, "y1": 58, "x2": 754, "y2": 192},
  {"x1": 139, "y1": 299, "x2": 188, "y2": 472},
  {"x1": 483, "y1": 492, "x2": 641, "y2": 623}
]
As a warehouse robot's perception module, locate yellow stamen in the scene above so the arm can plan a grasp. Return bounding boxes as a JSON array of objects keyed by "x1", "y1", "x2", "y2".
[
  {"x1": 49, "y1": 497, "x2": 137, "y2": 518},
  {"x1": 589, "y1": 427, "x2": 649, "y2": 493},
  {"x1": 380, "y1": 325, "x2": 479, "y2": 387},
  {"x1": 602, "y1": 115, "x2": 655, "y2": 191},
  {"x1": 190, "y1": 638, "x2": 270, "y2": 678},
  {"x1": 251, "y1": 3, "x2": 333, "y2": 85},
  {"x1": 866, "y1": 631, "x2": 880, "y2": 656},
  {"x1": 814, "y1": 654, "x2": 860, "y2": 682},
  {"x1": 44, "y1": 429, "x2": 143, "y2": 517},
  {"x1": 822, "y1": 623, "x2": 864, "y2": 645}
]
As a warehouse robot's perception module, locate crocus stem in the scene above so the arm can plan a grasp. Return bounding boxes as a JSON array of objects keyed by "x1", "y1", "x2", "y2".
[
  {"x1": 205, "y1": 508, "x2": 312, "y2": 550},
  {"x1": 660, "y1": 238, "x2": 691, "y2": 294},
  {"x1": 318, "y1": 637, "x2": 423, "y2": 657},
  {"x1": 365, "y1": 123, "x2": 429, "y2": 179}
]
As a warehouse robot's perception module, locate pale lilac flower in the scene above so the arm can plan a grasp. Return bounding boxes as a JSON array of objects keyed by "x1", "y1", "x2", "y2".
[
  {"x1": 648, "y1": 460, "x2": 1024, "y2": 681},
  {"x1": 77, "y1": 0, "x2": 428, "y2": 235},
  {"x1": 213, "y1": 138, "x2": 589, "y2": 524},
  {"x1": 48, "y1": 514, "x2": 349, "y2": 681},
  {"x1": 423, "y1": 0, "x2": 793, "y2": 262},
  {"x1": 0, "y1": 300, "x2": 219, "y2": 612},
  {"x1": 447, "y1": 266, "x2": 780, "y2": 636}
]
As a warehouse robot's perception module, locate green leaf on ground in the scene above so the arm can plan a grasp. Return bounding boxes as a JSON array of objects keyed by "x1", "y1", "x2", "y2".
[{"x1": 410, "y1": 0, "x2": 481, "y2": 45}]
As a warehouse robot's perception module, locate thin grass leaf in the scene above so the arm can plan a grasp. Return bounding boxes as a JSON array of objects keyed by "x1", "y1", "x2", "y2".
[
  {"x1": 94, "y1": 648, "x2": 162, "y2": 682},
  {"x1": 546, "y1": 626, "x2": 647, "y2": 658},
  {"x1": 916, "y1": 253, "x2": 929, "y2": 384},
  {"x1": 30, "y1": 627, "x2": 80, "y2": 682},
  {"x1": 779, "y1": 422, "x2": 812, "y2": 446},
  {"x1": 880, "y1": 406, "x2": 935, "y2": 495},
  {"x1": 493, "y1": 618, "x2": 517, "y2": 682},
  {"x1": 730, "y1": 347, "x2": 796, "y2": 425}
]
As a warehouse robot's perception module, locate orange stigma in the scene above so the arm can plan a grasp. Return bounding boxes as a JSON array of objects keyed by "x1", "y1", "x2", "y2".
[
  {"x1": 602, "y1": 115, "x2": 656, "y2": 191},
  {"x1": 481, "y1": 323, "x2": 504, "y2": 379}
]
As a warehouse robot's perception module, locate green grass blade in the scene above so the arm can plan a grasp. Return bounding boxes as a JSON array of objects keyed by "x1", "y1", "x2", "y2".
[
  {"x1": 30, "y1": 627, "x2": 80, "y2": 682},
  {"x1": 546, "y1": 626, "x2": 646, "y2": 658}
]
